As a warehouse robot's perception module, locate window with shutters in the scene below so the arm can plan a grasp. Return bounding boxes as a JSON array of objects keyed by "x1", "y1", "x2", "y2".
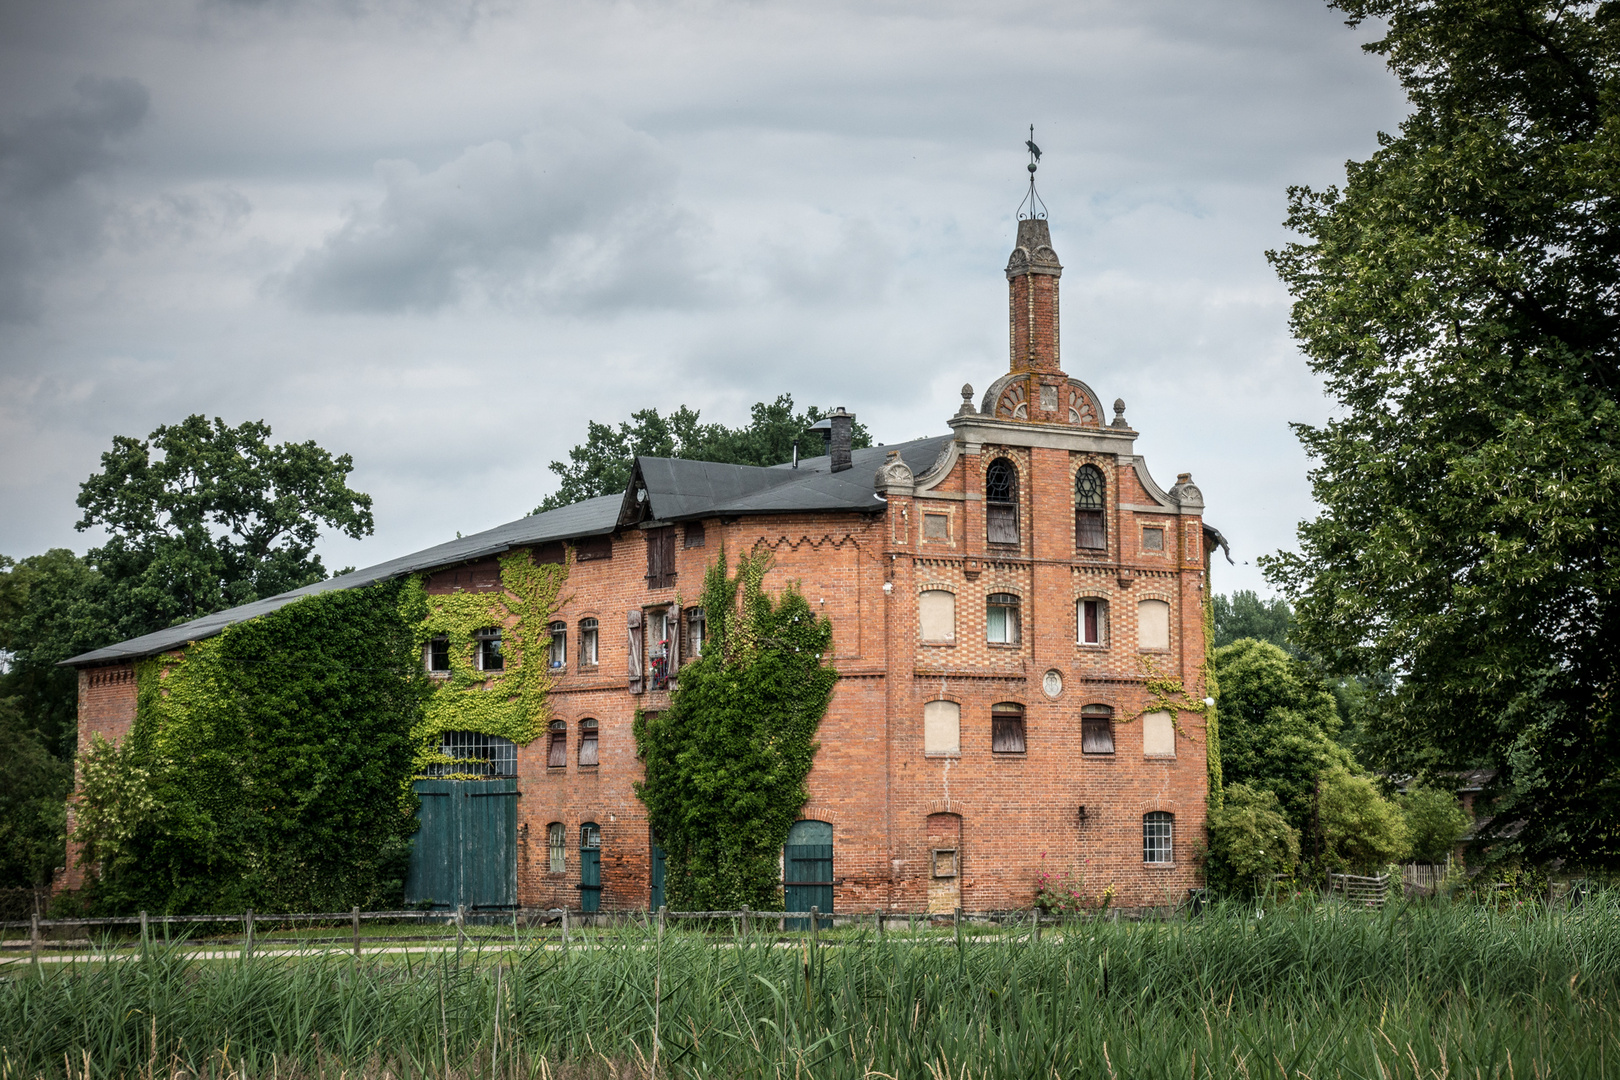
[
  {"x1": 647, "y1": 606, "x2": 676, "y2": 690},
  {"x1": 918, "y1": 589, "x2": 956, "y2": 642},
  {"x1": 1081, "y1": 705, "x2": 1115, "y2": 754},
  {"x1": 547, "y1": 720, "x2": 567, "y2": 768},
  {"x1": 985, "y1": 459, "x2": 1020, "y2": 546},
  {"x1": 548, "y1": 621, "x2": 567, "y2": 669},
  {"x1": 684, "y1": 521, "x2": 706, "y2": 548},
  {"x1": 1075, "y1": 465, "x2": 1107, "y2": 550},
  {"x1": 987, "y1": 593, "x2": 1021, "y2": 645},
  {"x1": 646, "y1": 526, "x2": 676, "y2": 589},
  {"x1": 578, "y1": 718, "x2": 599, "y2": 766},
  {"x1": 579, "y1": 617, "x2": 599, "y2": 668},
  {"x1": 1143, "y1": 812, "x2": 1174, "y2": 864},
  {"x1": 426, "y1": 635, "x2": 450, "y2": 674},
  {"x1": 686, "y1": 606, "x2": 705, "y2": 658},
  {"x1": 474, "y1": 626, "x2": 504, "y2": 671},
  {"x1": 1077, "y1": 598, "x2": 1108, "y2": 646},
  {"x1": 548, "y1": 822, "x2": 566, "y2": 873},
  {"x1": 628, "y1": 610, "x2": 645, "y2": 692},
  {"x1": 991, "y1": 702, "x2": 1026, "y2": 754}
]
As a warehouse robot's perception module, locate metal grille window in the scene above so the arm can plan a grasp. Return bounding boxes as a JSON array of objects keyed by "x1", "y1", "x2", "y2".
[
  {"x1": 991, "y1": 702, "x2": 1026, "y2": 754},
  {"x1": 987, "y1": 593, "x2": 1021, "y2": 645},
  {"x1": 1078, "y1": 598, "x2": 1107, "y2": 646},
  {"x1": 1082, "y1": 704, "x2": 1115, "y2": 754},
  {"x1": 427, "y1": 731, "x2": 517, "y2": 777},
  {"x1": 547, "y1": 720, "x2": 567, "y2": 768},
  {"x1": 548, "y1": 621, "x2": 567, "y2": 669},
  {"x1": 985, "y1": 459, "x2": 1020, "y2": 546},
  {"x1": 474, "y1": 627, "x2": 504, "y2": 671},
  {"x1": 427, "y1": 635, "x2": 450, "y2": 673},
  {"x1": 1143, "y1": 811, "x2": 1174, "y2": 864},
  {"x1": 646, "y1": 526, "x2": 676, "y2": 589},
  {"x1": 1075, "y1": 465, "x2": 1107, "y2": 550},
  {"x1": 548, "y1": 822, "x2": 566, "y2": 873},
  {"x1": 579, "y1": 617, "x2": 599, "y2": 666},
  {"x1": 578, "y1": 718, "x2": 599, "y2": 766}
]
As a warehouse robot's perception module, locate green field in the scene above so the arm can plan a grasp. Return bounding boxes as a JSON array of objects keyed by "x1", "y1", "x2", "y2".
[{"x1": 3, "y1": 897, "x2": 1617, "y2": 1079}]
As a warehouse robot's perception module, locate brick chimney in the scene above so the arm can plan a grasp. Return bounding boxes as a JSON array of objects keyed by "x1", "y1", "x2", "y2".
[
  {"x1": 829, "y1": 407, "x2": 854, "y2": 473},
  {"x1": 1005, "y1": 218, "x2": 1063, "y2": 372}
]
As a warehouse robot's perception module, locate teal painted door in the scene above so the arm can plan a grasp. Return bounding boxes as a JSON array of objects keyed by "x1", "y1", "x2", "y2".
[
  {"x1": 405, "y1": 779, "x2": 517, "y2": 910},
  {"x1": 784, "y1": 820, "x2": 833, "y2": 928},
  {"x1": 649, "y1": 834, "x2": 667, "y2": 911},
  {"x1": 580, "y1": 822, "x2": 602, "y2": 912}
]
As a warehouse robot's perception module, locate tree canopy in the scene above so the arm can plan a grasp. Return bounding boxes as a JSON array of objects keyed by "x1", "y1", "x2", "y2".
[
  {"x1": 1213, "y1": 590, "x2": 1296, "y2": 653},
  {"x1": 1263, "y1": 0, "x2": 1620, "y2": 866},
  {"x1": 535, "y1": 394, "x2": 873, "y2": 513}
]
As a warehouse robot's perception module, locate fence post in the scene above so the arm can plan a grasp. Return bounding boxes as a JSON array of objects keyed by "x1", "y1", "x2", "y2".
[
  {"x1": 456, "y1": 904, "x2": 465, "y2": 954},
  {"x1": 656, "y1": 905, "x2": 666, "y2": 942},
  {"x1": 140, "y1": 910, "x2": 149, "y2": 955},
  {"x1": 30, "y1": 911, "x2": 40, "y2": 965},
  {"x1": 1033, "y1": 908, "x2": 1041, "y2": 943},
  {"x1": 352, "y1": 906, "x2": 361, "y2": 958},
  {"x1": 875, "y1": 910, "x2": 883, "y2": 936},
  {"x1": 561, "y1": 907, "x2": 570, "y2": 947},
  {"x1": 955, "y1": 906, "x2": 964, "y2": 950},
  {"x1": 810, "y1": 906, "x2": 820, "y2": 949},
  {"x1": 244, "y1": 908, "x2": 254, "y2": 959},
  {"x1": 740, "y1": 905, "x2": 749, "y2": 941}
]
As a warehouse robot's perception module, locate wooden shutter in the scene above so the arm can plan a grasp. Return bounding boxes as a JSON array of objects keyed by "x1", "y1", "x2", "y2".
[
  {"x1": 669, "y1": 605, "x2": 682, "y2": 672},
  {"x1": 628, "y1": 609, "x2": 644, "y2": 693},
  {"x1": 645, "y1": 526, "x2": 676, "y2": 589}
]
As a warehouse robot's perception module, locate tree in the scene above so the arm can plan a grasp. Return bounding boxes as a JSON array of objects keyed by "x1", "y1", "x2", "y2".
[
  {"x1": 1205, "y1": 783, "x2": 1303, "y2": 894},
  {"x1": 0, "y1": 550, "x2": 111, "y2": 761},
  {"x1": 1214, "y1": 638, "x2": 1354, "y2": 840},
  {"x1": 0, "y1": 697, "x2": 72, "y2": 888},
  {"x1": 633, "y1": 546, "x2": 836, "y2": 910},
  {"x1": 535, "y1": 394, "x2": 874, "y2": 512},
  {"x1": 76, "y1": 415, "x2": 374, "y2": 641},
  {"x1": 1264, "y1": 0, "x2": 1620, "y2": 866},
  {"x1": 1318, "y1": 766, "x2": 1411, "y2": 873},
  {"x1": 1213, "y1": 590, "x2": 1295, "y2": 652},
  {"x1": 1399, "y1": 782, "x2": 1471, "y2": 863}
]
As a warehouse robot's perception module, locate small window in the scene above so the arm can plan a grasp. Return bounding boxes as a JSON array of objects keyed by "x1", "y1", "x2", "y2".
[
  {"x1": 924, "y1": 700, "x2": 960, "y2": 755},
  {"x1": 986, "y1": 459, "x2": 1020, "y2": 546},
  {"x1": 428, "y1": 731, "x2": 518, "y2": 777},
  {"x1": 931, "y1": 848, "x2": 959, "y2": 878},
  {"x1": 548, "y1": 822, "x2": 566, "y2": 873},
  {"x1": 549, "y1": 621, "x2": 567, "y2": 669},
  {"x1": 578, "y1": 718, "x2": 599, "y2": 766},
  {"x1": 991, "y1": 702, "x2": 1026, "y2": 754},
  {"x1": 686, "y1": 607, "x2": 705, "y2": 657},
  {"x1": 918, "y1": 590, "x2": 956, "y2": 642},
  {"x1": 1142, "y1": 526, "x2": 1165, "y2": 552},
  {"x1": 547, "y1": 720, "x2": 567, "y2": 768},
  {"x1": 474, "y1": 627, "x2": 504, "y2": 671},
  {"x1": 646, "y1": 526, "x2": 676, "y2": 589},
  {"x1": 427, "y1": 635, "x2": 450, "y2": 673},
  {"x1": 684, "y1": 521, "x2": 706, "y2": 548},
  {"x1": 579, "y1": 617, "x2": 599, "y2": 667},
  {"x1": 581, "y1": 822, "x2": 601, "y2": 849},
  {"x1": 648, "y1": 607, "x2": 673, "y2": 690},
  {"x1": 1081, "y1": 704, "x2": 1115, "y2": 754},
  {"x1": 1144, "y1": 811, "x2": 1174, "y2": 864},
  {"x1": 1075, "y1": 465, "x2": 1106, "y2": 550},
  {"x1": 575, "y1": 535, "x2": 613, "y2": 561},
  {"x1": 1138, "y1": 599, "x2": 1171, "y2": 650},
  {"x1": 923, "y1": 514, "x2": 949, "y2": 541},
  {"x1": 1078, "y1": 599, "x2": 1107, "y2": 646},
  {"x1": 987, "y1": 593, "x2": 1021, "y2": 645},
  {"x1": 1142, "y1": 710, "x2": 1176, "y2": 757}
]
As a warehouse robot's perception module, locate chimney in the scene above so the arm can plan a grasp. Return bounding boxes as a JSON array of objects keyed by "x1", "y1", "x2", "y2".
[
  {"x1": 829, "y1": 407, "x2": 854, "y2": 473},
  {"x1": 1005, "y1": 217, "x2": 1063, "y2": 372}
]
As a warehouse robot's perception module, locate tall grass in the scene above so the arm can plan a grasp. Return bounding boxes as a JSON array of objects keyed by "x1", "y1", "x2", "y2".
[{"x1": 4, "y1": 897, "x2": 1618, "y2": 1079}]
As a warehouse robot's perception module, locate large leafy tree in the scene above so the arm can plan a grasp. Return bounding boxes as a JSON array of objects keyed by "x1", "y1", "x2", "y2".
[
  {"x1": 1264, "y1": 0, "x2": 1620, "y2": 865},
  {"x1": 536, "y1": 394, "x2": 873, "y2": 512},
  {"x1": 1213, "y1": 590, "x2": 1296, "y2": 652}
]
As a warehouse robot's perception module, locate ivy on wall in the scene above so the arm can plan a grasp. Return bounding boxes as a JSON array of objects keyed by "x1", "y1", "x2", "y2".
[
  {"x1": 403, "y1": 549, "x2": 569, "y2": 776},
  {"x1": 634, "y1": 546, "x2": 836, "y2": 911}
]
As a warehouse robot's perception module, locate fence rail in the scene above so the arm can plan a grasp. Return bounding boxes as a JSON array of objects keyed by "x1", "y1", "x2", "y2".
[{"x1": 1327, "y1": 873, "x2": 1390, "y2": 908}]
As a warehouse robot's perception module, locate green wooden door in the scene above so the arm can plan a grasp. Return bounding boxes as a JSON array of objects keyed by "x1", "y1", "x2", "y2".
[
  {"x1": 649, "y1": 834, "x2": 667, "y2": 911},
  {"x1": 405, "y1": 778, "x2": 517, "y2": 910},
  {"x1": 784, "y1": 820, "x2": 833, "y2": 929},
  {"x1": 580, "y1": 822, "x2": 602, "y2": 912}
]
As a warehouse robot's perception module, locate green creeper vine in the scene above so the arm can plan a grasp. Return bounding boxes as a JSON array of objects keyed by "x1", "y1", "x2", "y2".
[
  {"x1": 404, "y1": 548, "x2": 571, "y2": 776},
  {"x1": 1203, "y1": 585, "x2": 1223, "y2": 812}
]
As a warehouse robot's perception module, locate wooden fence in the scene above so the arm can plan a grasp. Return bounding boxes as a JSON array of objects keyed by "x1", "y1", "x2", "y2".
[{"x1": 1327, "y1": 873, "x2": 1390, "y2": 908}]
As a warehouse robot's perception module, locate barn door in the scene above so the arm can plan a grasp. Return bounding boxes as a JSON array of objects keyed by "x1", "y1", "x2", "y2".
[
  {"x1": 405, "y1": 778, "x2": 517, "y2": 910},
  {"x1": 784, "y1": 819, "x2": 833, "y2": 929}
]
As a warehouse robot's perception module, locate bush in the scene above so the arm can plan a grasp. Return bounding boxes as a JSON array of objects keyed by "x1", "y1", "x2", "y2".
[
  {"x1": 1318, "y1": 766, "x2": 1409, "y2": 873},
  {"x1": 1399, "y1": 783, "x2": 1470, "y2": 864},
  {"x1": 1206, "y1": 783, "x2": 1301, "y2": 893}
]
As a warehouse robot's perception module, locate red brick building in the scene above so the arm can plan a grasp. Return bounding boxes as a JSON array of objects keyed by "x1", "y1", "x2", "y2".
[{"x1": 64, "y1": 212, "x2": 1222, "y2": 914}]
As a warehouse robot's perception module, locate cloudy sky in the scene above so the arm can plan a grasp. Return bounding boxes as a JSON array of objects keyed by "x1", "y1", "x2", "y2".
[{"x1": 0, "y1": 0, "x2": 1407, "y2": 597}]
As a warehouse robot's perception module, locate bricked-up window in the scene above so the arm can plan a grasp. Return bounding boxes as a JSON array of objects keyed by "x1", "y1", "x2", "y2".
[
  {"x1": 918, "y1": 590, "x2": 956, "y2": 642},
  {"x1": 991, "y1": 702, "x2": 1027, "y2": 753},
  {"x1": 426, "y1": 635, "x2": 450, "y2": 673},
  {"x1": 923, "y1": 513, "x2": 949, "y2": 541},
  {"x1": 1142, "y1": 526, "x2": 1165, "y2": 552},
  {"x1": 987, "y1": 593, "x2": 1022, "y2": 645},
  {"x1": 1078, "y1": 598, "x2": 1108, "y2": 646},
  {"x1": 985, "y1": 458, "x2": 1020, "y2": 545},
  {"x1": 549, "y1": 621, "x2": 567, "y2": 669},
  {"x1": 1082, "y1": 705, "x2": 1115, "y2": 754},
  {"x1": 548, "y1": 822, "x2": 566, "y2": 873},
  {"x1": 1138, "y1": 599, "x2": 1171, "y2": 650},
  {"x1": 578, "y1": 718, "x2": 599, "y2": 766},
  {"x1": 1144, "y1": 812, "x2": 1174, "y2": 863},
  {"x1": 684, "y1": 521, "x2": 706, "y2": 548},
  {"x1": 475, "y1": 627, "x2": 504, "y2": 671},
  {"x1": 548, "y1": 720, "x2": 567, "y2": 768},
  {"x1": 924, "y1": 700, "x2": 960, "y2": 755},
  {"x1": 1075, "y1": 465, "x2": 1107, "y2": 550},
  {"x1": 686, "y1": 606, "x2": 705, "y2": 657},
  {"x1": 579, "y1": 617, "x2": 599, "y2": 666},
  {"x1": 1142, "y1": 710, "x2": 1176, "y2": 757},
  {"x1": 576, "y1": 535, "x2": 613, "y2": 561},
  {"x1": 646, "y1": 526, "x2": 676, "y2": 589}
]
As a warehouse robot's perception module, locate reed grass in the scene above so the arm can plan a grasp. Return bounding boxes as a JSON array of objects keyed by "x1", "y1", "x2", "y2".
[{"x1": 4, "y1": 896, "x2": 1617, "y2": 1079}]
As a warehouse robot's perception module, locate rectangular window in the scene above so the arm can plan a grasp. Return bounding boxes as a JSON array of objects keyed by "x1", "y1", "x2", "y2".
[
  {"x1": 1082, "y1": 706, "x2": 1115, "y2": 754},
  {"x1": 547, "y1": 722, "x2": 567, "y2": 768},
  {"x1": 987, "y1": 594, "x2": 1021, "y2": 645},
  {"x1": 931, "y1": 849, "x2": 959, "y2": 878},
  {"x1": 686, "y1": 607, "x2": 705, "y2": 657},
  {"x1": 991, "y1": 704, "x2": 1026, "y2": 754},
  {"x1": 1144, "y1": 812, "x2": 1174, "y2": 864},
  {"x1": 1142, "y1": 526, "x2": 1165, "y2": 551},
  {"x1": 1078, "y1": 599, "x2": 1105, "y2": 645},
  {"x1": 579, "y1": 617, "x2": 599, "y2": 667},
  {"x1": 1142, "y1": 710, "x2": 1176, "y2": 757},
  {"x1": 918, "y1": 590, "x2": 956, "y2": 642},
  {"x1": 628, "y1": 609, "x2": 644, "y2": 693},
  {"x1": 475, "y1": 627, "x2": 504, "y2": 671},
  {"x1": 923, "y1": 700, "x2": 960, "y2": 755},
  {"x1": 646, "y1": 526, "x2": 676, "y2": 589},
  {"x1": 427, "y1": 635, "x2": 450, "y2": 673},
  {"x1": 576, "y1": 535, "x2": 613, "y2": 561},
  {"x1": 684, "y1": 521, "x2": 706, "y2": 548},
  {"x1": 987, "y1": 504, "x2": 1019, "y2": 546},
  {"x1": 578, "y1": 719, "x2": 599, "y2": 766},
  {"x1": 923, "y1": 514, "x2": 949, "y2": 541},
  {"x1": 1075, "y1": 510, "x2": 1106, "y2": 550},
  {"x1": 648, "y1": 607, "x2": 673, "y2": 690},
  {"x1": 548, "y1": 823, "x2": 566, "y2": 873},
  {"x1": 549, "y1": 622, "x2": 567, "y2": 669}
]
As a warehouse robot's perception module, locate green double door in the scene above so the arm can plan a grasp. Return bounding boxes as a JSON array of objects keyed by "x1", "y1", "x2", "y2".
[
  {"x1": 784, "y1": 820, "x2": 833, "y2": 929},
  {"x1": 406, "y1": 779, "x2": 518, "y2": 910}
]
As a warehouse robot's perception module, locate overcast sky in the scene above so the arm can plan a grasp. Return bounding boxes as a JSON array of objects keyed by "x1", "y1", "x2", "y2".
[{"x1": 0, "y1": 0, "x2": 1407, "y2": 598}]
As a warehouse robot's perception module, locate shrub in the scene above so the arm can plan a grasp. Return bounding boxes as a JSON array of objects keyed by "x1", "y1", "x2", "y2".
[
  {"x1": 1399, "y1": 782, "x2": 1470, "y2": 864},
  {"x1": 1206, "y1": 783, "x2": 1301, "y2": 893},
  {"x1": 1318, "y1": 766, "x2": 1410, "y2": 873}
]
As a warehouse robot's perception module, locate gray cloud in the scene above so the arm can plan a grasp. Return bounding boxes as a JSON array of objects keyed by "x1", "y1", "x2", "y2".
[{"x1": 0, "y1": 75, "x2": 149, "y2": 322}]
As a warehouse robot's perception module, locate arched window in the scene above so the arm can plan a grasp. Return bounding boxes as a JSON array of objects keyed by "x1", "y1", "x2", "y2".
[
  {"x1": 924, "y1": 700, "x2": 960, "y2": 755},
  {"x1": 987, "y1": 593, "x2": 1022, "y2": 645},
  {"x1": 991, "y1": 702, "x2": 1026, "y2": 754},
  {"x1": 1081, "y1": 705, "x2": 1115, "y2": 755},
  {"x1": 578, "y1": 718, "x2": 599, "y2": 766},
  {"x1": 474, "y1": 626, "x2": 504, "y2": 671},
  {"x1": 1077, "y1": 598, "x2": 1108, "y2": 646},
  {"x1": 549, "y1": 621, "x2": 567, "y2": 669},
  {"x1": 547, "y1": 720, "x2": 567, "y2": 768},
  {"x1": 1075, "y1": 465, "x2": 1106, "y2": 550},
  {"x1": 579, "y1": 617, "x2": 599, "y2": 666},
  {"x1": 985, "y1": 459, "x2": 1020, "y2": 545},
  {"x1": 1143, "y1": 811, "x2": 1174, "y2": 864},
  {"x1": 918, "y1": 589, "x2": 956, "y2": 642},
  {"x1": 547, "y1": 822, "x2": 566, "y2": 873}
]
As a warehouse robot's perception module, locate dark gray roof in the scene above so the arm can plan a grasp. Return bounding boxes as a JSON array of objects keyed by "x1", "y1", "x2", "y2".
[{"x1": 62, "y1": 434, "x2": 951, "y2": 668}]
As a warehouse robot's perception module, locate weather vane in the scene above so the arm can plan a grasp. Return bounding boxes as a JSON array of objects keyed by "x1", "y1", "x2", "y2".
[{"x1": 1017, "y1": 124, "x2": 1047, "y2": 221}]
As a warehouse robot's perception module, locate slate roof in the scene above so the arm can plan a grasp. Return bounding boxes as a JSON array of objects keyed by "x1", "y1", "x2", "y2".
[{"x1": 61, "y1": 435, "x2": 949, "y2": 667}]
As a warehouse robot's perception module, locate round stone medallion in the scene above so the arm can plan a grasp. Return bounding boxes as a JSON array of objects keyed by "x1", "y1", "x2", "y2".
[{"x1": 1042, "y1": 669, "x2": 1064, "y2": 699}]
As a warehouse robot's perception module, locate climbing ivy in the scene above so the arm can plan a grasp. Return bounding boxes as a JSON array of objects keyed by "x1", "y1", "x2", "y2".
[
  {"x1": 1204, "y1": 588, "x2": 1223, "y2": 813},
  {"x1": 634, "y1": 545, "x2": 836, "y2": 911},
  {"x1": 404, "y1": 549, "x2": 570, "y2": 777}
]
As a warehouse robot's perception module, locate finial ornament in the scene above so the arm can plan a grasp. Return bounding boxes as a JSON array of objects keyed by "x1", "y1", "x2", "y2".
[
  {"x1": 1111, "y1": 398, "x2": 1130, "y2": 429},
  {"x1": 958, "y1": 383, "x2": 977, "y2": 416},
  {"x1": 1017, "y1": 125, "x2": 1047, "y2": 221}
]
